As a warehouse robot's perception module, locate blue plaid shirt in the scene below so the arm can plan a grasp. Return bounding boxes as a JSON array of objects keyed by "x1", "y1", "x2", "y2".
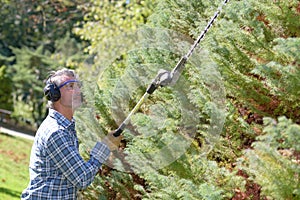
[{"x1": 21, "y1": 109, "x2": 110, "y2": 200}]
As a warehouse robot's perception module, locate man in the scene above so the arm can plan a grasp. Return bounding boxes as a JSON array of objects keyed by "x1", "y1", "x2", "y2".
[{"x1": 21, "y1": 68, "x2": 121, "y2": 199}]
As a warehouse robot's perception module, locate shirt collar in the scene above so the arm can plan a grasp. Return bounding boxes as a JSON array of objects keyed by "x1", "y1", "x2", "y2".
[{"x1": 49, "y1": 108, "x2": 75, "y2": 130}]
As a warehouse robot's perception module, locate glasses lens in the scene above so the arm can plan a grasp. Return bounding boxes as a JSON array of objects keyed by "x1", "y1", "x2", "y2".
[
  {"x1": 66, "y1": 82, "x2": 81, "y2": 90},
  {"x1": 59, "y1": 80, "x2": 81, "y2": 90}
]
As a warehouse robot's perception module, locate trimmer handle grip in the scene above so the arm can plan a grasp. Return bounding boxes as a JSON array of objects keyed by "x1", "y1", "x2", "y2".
[{"x1": 113, "y1": 123, "x2": 125, "y2": 137}]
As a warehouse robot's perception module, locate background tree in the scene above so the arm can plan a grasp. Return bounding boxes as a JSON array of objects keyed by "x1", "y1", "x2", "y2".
[
  {"x1": 0, "y1": 65, "x2": 13, "y2": 111},
  {"x1": 0, "y1": 0, "x2": 87, "y2": 53},
  {"x1": 0, "y1": 0, "x2": 89, "y2": 126},
  {"x1": 0, "y1": 54, "x2": 14, "y2": 111}
]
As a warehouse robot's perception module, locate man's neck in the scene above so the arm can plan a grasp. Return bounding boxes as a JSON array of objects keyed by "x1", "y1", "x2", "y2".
[{"x1": 53, "y1": 105, "x2": 74, "y2": 121}]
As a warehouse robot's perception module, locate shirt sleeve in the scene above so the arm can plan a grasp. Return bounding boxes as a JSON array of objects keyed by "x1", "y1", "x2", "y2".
[{"x1": 46, "y1": 130, "x2": 110, "y2": 189}]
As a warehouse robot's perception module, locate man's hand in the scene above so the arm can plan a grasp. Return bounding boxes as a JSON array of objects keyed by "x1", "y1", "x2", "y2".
[{"x1": 102, "y1": 131, "x2": 122, "y2": 151}]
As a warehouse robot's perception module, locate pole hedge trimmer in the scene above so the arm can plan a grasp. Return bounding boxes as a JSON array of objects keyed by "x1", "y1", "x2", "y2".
[{"x1": 113, "y1": 0, "x2": 229, "y2": 137}]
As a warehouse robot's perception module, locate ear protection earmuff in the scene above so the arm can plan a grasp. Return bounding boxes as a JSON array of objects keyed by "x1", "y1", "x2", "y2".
[{"x1": 43, "y1": 80, "x2": 61, "y2": 102}]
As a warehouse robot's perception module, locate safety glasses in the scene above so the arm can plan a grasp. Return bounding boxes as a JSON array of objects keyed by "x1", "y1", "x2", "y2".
[{"x1": 58, "y1": 80, "x2": 82, "y2": 90}]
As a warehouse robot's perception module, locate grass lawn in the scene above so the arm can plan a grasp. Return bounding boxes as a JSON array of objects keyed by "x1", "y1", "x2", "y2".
[{"x1": 0, "y1": 132, "x2": 33, "y2": 200}]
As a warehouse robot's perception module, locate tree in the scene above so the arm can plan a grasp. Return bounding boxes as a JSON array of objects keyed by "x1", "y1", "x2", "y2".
[
  {"x1": 0, "y1": 65, "x2": 13, "y2": 111},
  {"x1": 239, "y1": 117, "x2": 300, "y2": 199},
  {"x1": 75, "y1": 0, "x2": 300, "y2": 199},
  {"x1": 8, "y1": 45, "x2": 56, "y2": 126},
  {"x1": 0, "y1": 0, "x2": 87, "y2": 54},
  {"x1": 208, "y1": 0, "x2": 300, "y2": 121},
  {"x1": 8, "y1": 32, "x2": 88, "y2": 127},
  {"x1": 0, "y1": 0, "x2": 90, "y2": 126}
]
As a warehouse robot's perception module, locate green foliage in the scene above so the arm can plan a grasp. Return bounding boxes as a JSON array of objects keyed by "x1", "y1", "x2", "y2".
[
  {"x1": 0, "y1": 65, "x2": 13, "y2": 110},
  {"x1": 0, "y1": 54, "x2": 14, "y2": 111},
  {"x1": 7, "y1": 32, "x2": 87, "y2": 127},
  {"x1": 0, "y1": 0, "x2": 87, "y2": 53},
  {"x1": 1, "y1": 0, "x2": 295, "y2": 199},
  {"x1": 75, "y1": 1, "x2": 246, "y2": 199},
  {"x1": 104, "y1": 171, "x2": 139, "y2": 199},
  {"x1": 74, "y1": 0, "x2": 157, "y2": 74},
  {"x1": 75, "y1": 0, "x2": 157, "y2": 52},
  {"x1": 239, "y1": 117, "x2": 300, "y2": 199},
  {"x1": 148, "y1": 0, "x2": 222, "y2": 38},
  {"x1": 52, "y1": 32, "x2": 89, "y2": 69},
  {"x1": 8, "y1": 45, "x2": 55, "y2": 126},
  {"x1": 0, "y1": 0, "x2": 293, "y2": 198},
  {"x1": 136, "y1": 154, "x2": 244, "y2": 200},
  {"x1": 208, "y1": 0, "x2": 300, "y2": 120},
  {"x1": 0, "y1": 0, "x2": 90, "y2": 126}
]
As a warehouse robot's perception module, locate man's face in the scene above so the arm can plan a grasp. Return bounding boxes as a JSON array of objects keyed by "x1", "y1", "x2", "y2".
[{"x1": 58, "y1": 75, "x2": 82, "y2": 110}]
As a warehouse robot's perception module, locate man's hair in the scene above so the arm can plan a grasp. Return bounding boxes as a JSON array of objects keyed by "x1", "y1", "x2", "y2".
[
  {"x1": 46, "y1": 68, "x2": 77, "y2": 86},
  {"x1": 45, "y1": 68, "x2": 78, "y2": 108}
]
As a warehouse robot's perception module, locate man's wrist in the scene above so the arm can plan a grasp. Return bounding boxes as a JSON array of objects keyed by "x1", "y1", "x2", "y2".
[{"x1": 90, "y1": 142, "x2": 111, "y2": 164}]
